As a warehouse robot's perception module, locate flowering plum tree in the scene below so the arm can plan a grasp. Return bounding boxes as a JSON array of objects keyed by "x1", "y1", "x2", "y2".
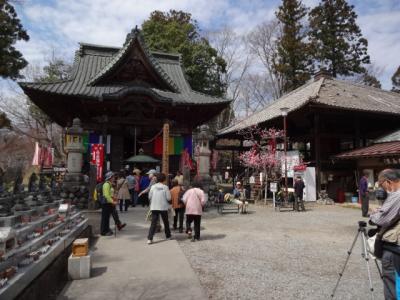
[{"x1": 238, "y1": 126, "x2": 284, "y2": 179}]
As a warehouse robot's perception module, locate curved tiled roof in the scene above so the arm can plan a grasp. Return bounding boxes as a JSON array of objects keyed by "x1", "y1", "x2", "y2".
[
  {"x1": 19, "y1": 29, "x2": 230, "y2": 106},
  {"x1": 218, "y1": 78, "x2": 323, "y2": 135},
  {"x1": 218, "y1": 77, "x2": 400, "y2": 136},
  {"x1": 87, "y1": 29, "x2": 180, "y2": 92},
  {"x1": 334, "y1": 141, "x2": 400, "y2": 159}
]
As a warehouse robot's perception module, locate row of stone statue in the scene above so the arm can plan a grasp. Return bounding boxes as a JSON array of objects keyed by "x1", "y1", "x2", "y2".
[
  {"x1": 0, "y1": 171, "x2": 59, "y2": 195},
  {"x1": 0, "y1": 191, "x2": 59, "y2": 217}
]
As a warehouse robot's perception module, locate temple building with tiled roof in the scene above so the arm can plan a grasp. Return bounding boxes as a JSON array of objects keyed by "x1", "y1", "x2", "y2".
[{"x1": 19, "y1": 28, "x2": 231, "y2": 172}]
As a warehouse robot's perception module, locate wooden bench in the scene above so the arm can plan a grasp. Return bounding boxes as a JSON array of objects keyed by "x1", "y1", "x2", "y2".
[{"x1": 216, "y1": 202, "x2": 239, "y2": 214}]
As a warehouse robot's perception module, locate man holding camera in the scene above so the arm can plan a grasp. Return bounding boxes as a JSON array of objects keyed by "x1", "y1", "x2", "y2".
[{"x1": 370, "y1": 169, "x2": 400, "y2": 299}]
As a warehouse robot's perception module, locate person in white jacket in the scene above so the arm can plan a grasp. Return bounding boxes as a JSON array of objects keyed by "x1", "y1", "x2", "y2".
[{"x1": 147, "y1": 173, "x2": 172, "y2": 244}]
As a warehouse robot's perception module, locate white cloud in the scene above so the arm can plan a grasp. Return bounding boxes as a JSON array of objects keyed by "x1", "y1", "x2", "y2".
[
  {"x1": 358, "y1": 10, "x2": 400, "y2": 88},
  {"x1": 3, "y1": 0, "x2": 400, "y2": 92}
]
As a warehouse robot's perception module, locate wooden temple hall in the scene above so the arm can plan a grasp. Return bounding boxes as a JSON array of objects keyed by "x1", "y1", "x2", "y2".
[
  {"x1": 217, "y1": 71, "x2": 400, "y2": 201},
  {"x1": 19, "y1": 28, "x2": 231, "y2": 173}
]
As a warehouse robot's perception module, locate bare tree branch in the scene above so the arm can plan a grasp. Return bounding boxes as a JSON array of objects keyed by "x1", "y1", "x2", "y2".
[{"x1": 246, "y1": 19, "x2": 284, "y2": 100}]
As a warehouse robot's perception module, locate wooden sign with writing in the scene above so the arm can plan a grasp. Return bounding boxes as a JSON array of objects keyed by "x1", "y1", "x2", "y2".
[{"x1": 162, "y1": 122, "x2": 169, "y2": 177}]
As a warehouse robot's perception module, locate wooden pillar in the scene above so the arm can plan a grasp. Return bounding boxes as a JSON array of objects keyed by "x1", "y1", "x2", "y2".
[
  {"x1": 354, "y1": 116, "x2": 361, "y2": 148},
  {"x1": 162, "y1": 121, "x2": 170, "y2": 177},
  {"x1": 314, "y1": 113, "x2": 321, "y2": 194},
  {"x1": 231, "y1": 150, "x2": 235, "y2": 190}
]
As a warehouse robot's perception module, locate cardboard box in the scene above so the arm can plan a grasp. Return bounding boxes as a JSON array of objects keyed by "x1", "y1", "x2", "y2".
[{"x1": 72, "y1": 238, "x2": 88, "y2": 257}]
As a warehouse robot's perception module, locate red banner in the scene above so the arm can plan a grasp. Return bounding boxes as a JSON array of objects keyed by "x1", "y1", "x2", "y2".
[{"x1": 91, "y1": 144, "x2": 104, "y2": 182}]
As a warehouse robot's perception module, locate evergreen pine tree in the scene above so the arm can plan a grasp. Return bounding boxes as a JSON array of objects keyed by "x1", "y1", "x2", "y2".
[
  {"x1": 275, "y1": 0, "x2": 311, "y2": 92},
  {"x1": 0, "y1": 0, "x2": 29, "y2": 79},
  {"x1": 391, "y1": 66, "x2": 400, "y2": 93},
  {"x1": 361, "y1": 72, "x2": 381, "y2": 89},
  {"x1": 308, "y1": 0, "x2": 370, "y2": 78},
  {"x1": 142, "y1": 10, "x2": 226, "y2": 97}
]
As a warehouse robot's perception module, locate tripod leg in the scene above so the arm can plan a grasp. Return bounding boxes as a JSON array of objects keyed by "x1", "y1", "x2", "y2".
[
  {"x1": 331, "y1": 231, "x2": 360, "y2": 298},
  {"x1": 374, "y1": 259, "x2": 383, "y2": 280},
  {"x1": 361, "y1": 232, "x2": 375, "y2": 299}
]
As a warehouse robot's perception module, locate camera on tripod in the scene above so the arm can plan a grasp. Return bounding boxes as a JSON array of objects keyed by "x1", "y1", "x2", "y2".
[{"x1": 331, "y1": 221, "x2": 382, "y2": 299}]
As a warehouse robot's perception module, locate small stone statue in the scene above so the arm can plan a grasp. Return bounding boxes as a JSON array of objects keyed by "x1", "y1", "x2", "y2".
[
  {"x1": 13, "y1": 172, "x2": 23, "y2": 194},
  {"x1": 13, "y1": 194, "x2": 30, "y2": 211},
  {"x1": 38, "y1": 173, "x2": 46, "y2": 192},
  {"x1": 0, "y1": 196, "x2": 13, "y2": 217},
  {"x1": 28, "y1": 173, "x2": 38, "y2": 192},
  {"x1": 0, "y1": 168, "x2": 4, "y2": 194}
]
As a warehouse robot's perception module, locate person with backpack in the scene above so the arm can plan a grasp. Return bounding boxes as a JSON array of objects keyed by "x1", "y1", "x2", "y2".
[
  {"x1": 182, "y1": 181, "x2": 206, "y2": 242},
  {"x1": 95, "y1": 172, "x2": 126, "y2": 236},
  {"x1": 147, "y1": 173, "x2": 172, "y2": 244},
  {"x1": 170, "y1": 179, "x2": 185, "y2": 233}
]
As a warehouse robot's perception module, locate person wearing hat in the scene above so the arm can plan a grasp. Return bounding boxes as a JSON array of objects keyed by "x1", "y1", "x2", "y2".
[
  {"x1": 100, "y1": 171, "x2": 116, "y2": 236},
  {"x1": 232, "y1": 181, "x2": 249, "y2": 213},
  {"x1": 98, "y1": 171, "x2": 126, "y2": 236},
  {"x1": 138, "y1": 169, "x2": 157, "y2": 207},
  {"x1": 126, "y1": 169, "x2": 140, "y2": 207},
  {"x1": 117, "y1": 171, "x2": 131, "y2": 212}
]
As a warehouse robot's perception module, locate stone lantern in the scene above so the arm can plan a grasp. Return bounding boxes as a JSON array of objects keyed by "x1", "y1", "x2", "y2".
[
  {"x1": 197, "y1": 125, "x2": 213, "y2": 178},
  {"x1": 195, "y1": 125, "x2": 213, "y2": 194},
  {"x1": 65, "y1": 118, "x2": 85, "y2": 175},
  {"x1": 62, "y1": 118, "x2": 89, "y2": 209}
]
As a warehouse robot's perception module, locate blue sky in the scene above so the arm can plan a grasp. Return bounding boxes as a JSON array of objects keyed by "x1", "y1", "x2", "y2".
[{"x1": 6, "y1": 0, "x2": 400, "y2": 90}]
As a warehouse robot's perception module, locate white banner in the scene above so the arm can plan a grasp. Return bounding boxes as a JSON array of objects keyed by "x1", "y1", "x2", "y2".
[{"x1": 304, "y1": 167, "x2": 316, "y2": 201}]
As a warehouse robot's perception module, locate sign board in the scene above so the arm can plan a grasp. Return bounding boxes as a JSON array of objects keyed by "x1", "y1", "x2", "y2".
[
  {"x1": 249, "y1": 176, "x2": 255, "y2": 184},
  {"x1": 270, "y1": 182, "x2": 278, "y2": 192}
]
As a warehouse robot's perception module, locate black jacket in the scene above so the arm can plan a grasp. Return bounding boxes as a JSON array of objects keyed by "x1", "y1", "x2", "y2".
[{"x1": 294, "y1": 180, "x2": 305, "y2": 196}]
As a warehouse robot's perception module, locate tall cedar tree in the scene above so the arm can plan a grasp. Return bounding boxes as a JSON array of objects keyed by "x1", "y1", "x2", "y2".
[
  {"x1": 391, "y1": 66, "x2": 400, "y2": 93},
  {"x1": 142, "y1": 10, "x2": 227, "y2": 97},
  {"x1": 308, "y1": 0, "x2": 370, "y2": 77},
  {"x1": 275, "y1": 0, "x2": 311, "y2": 92},
  {"x1": 0, "y1": 0, "x2": 29, "y2": 79}
]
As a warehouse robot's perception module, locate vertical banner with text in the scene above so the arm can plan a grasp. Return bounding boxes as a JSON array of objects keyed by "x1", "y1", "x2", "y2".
[
  {"x1": 91, "y1": 144, "x2": 104, "y2": 182},
  {"x1": 162, "y1": 122, "x2": 169, "y2": 178}
]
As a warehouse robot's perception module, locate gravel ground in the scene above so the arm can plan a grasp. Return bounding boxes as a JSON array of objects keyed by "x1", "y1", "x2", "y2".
[{"x1": 176, "y1": 204, "x2": 384, "y2": 300}]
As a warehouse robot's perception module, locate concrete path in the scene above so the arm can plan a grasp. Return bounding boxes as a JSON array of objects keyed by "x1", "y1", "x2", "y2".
[{"x1": 58, "y1": 207, "x2": 207, "y2": 300}]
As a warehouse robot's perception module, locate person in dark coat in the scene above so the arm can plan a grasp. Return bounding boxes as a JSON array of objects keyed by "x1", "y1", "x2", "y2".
[
  {"x1": 294, "y1": 176, "x2": 306, "y2": 211},
  {"x1": 359, "y1": 170, "x2": 370, "y2": 217}
]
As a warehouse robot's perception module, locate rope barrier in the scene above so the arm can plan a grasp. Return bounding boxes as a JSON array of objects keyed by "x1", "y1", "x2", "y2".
[{"x1": 137, "y1": 128, "x2": 163, "y2": 144}]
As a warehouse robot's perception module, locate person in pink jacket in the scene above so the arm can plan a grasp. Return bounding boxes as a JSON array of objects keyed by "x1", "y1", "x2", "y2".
[{"x1": 182, "y1": 181, "x2": 206, "y2": 242}]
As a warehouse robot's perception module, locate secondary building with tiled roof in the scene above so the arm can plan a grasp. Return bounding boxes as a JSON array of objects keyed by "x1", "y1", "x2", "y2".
[
  {"x1": 219, "y1": 72, "x2": 400, "y2": 136},
  {"x1": 216, "y1": 71, "x2": 400, "y2": 202}
]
